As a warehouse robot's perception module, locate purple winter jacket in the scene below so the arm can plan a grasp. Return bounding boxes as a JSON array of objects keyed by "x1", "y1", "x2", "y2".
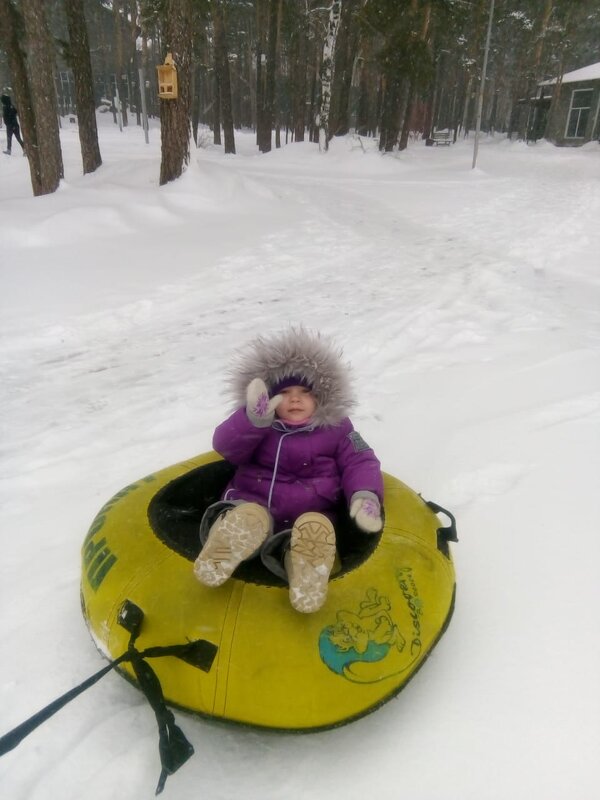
[{"x1": 213, "y1": 407, "x2": 384, "y2": 531}]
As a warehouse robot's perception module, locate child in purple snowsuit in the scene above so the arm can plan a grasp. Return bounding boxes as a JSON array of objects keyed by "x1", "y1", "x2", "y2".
[{"x1": 193, "y1": 328, "x2": 384, "y2": 614}]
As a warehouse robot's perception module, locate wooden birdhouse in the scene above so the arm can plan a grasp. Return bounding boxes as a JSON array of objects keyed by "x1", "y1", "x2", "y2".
[{"x1": 157, "y1": 53, "x2": 178, "y2": 99}]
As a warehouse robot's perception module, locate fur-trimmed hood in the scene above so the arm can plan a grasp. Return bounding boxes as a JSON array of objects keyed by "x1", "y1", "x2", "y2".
[{"x1": 228, "y1": 328, "x2": 355, "y2": 427}]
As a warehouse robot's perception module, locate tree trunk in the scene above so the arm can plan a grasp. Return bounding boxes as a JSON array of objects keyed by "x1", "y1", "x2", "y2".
[
  {"x1": 209, "y1": 9, "x2": 220, "y2": 145},
  {"x1": 0, "y1": 0, "x2": 43, "y2": 194},
  {"x1": 231, "y1": 33, "x2": 242, "y2": 129},
  {"x1": 291, "y1": 7, "x2": 308, "y2": 142},
  {"x1": 355, "y1": 47, "x2": 370, "y2": 136},
  {"x1": 532, "y1": 0, "x2": 554, "y2": 78},
  {"x1": 159, "y1": 0, "x2": 193, "y2": 186},
  {"x1": 140, "y1": 18, "x2": 156, "y2": 118},
  {"x1": 330, "y1": 0, "x2": 357, "y2": 137},
  {"x1": 113, "y1": 0, "x2": 129, "y2": 126},
  {"x1": 64, "y1": 0, "x2": 102, "y2": 174},
  {"x1": 398, "y1": 82, "x2": 416, "y2": 151},
  {"x1": 191, "y1": 63, "x2": 200, "y2": 146},
  {"x1": 398, "y1": 1, "x2": 431, "y2": 151},
  {"x1": 259, "y1": 0, "x2": 279, "y2": 152},
  {"x1": 317, "y1": 0, "x2": 342, "y2": 151},
  {"x1": 422, "y1": 76, "x2": 437, "y2": 140},
  {"x1": 20, "y1": 0, "x2": 64, "y2": 195},
  {"x1": 524, "y1": 0, "x2": 554, "y2": 139},
  {"x1": 128, "y1": 1, "x2": 142, "y2": 128},
  {"x1": 380, "y1": 76, "x2": 402, "y2": 151},
  {"x1": 274, "y1": 0, "x2": 283, "y2": 148},
  {"x1": 212, "y1": 0, "x2": 235, "y2": 153},
  {"x1": 213, "y1": 37, "x2": 222, "y2": 144},
  {"x1": 243, "y1": 26, "x2": 255, "y2": 130},
  {"x1": 544, "y1": 5, "x2": 573, "y2": 142},
  {"x1": 255, "y1": 0, "x2": 266, "y2": 146},
  {"x1": 460, "y1": 74, "x2": 474, "y2": 136}
]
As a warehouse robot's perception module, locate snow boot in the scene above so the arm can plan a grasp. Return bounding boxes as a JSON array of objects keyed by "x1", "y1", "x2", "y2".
[
  {"x1": 285, "y1": 512, "x2": 336, "y2": 614},
  {"x1": 193, "y1": 502, "x2": 271, "y2": 587},
  {"x1": 3, "y1": 149, "x2": 10, "y2": 155}
]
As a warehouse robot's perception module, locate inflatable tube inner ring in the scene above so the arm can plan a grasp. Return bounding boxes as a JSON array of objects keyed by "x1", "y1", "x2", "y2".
[{"x1": 147, "y1": 461, "x2": 381, "y2": 587}]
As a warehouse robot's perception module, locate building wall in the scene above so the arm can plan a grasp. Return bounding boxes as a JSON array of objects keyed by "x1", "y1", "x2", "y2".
[{"x1": 546, "y1": 79, "x2": 600, "y2": 146}]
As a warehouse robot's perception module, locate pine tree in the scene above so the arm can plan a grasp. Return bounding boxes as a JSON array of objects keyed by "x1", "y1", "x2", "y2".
[
  {"x1": 20, "y1": 0, "x2": 64, "y2": 194},
  {"x1": 0, "y1": 0, "x2": 43, "y2": 194},
  {"x1": 159, "y1": 0, "x2": 193, "y2": 186},
  {"x1": 212, "y1": 0, "x2": 235, "y2": 153},
  {"x1": 64, "y1": 0, "x2": 102, "y2": 174}
]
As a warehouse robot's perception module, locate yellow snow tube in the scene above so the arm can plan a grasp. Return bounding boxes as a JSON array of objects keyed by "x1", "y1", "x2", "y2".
[{"x1": 81, "y1": 452, "x2": 456, "y2": 731}]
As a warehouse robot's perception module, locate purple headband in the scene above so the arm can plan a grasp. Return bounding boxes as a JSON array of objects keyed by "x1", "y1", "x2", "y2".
[{"x1": 270, "y1": 375, "x2": 313, "y2": 396}]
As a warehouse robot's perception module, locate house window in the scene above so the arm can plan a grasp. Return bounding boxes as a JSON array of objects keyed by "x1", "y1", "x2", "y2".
[{"x1": 565, "y1": 89, "x2": 594, "y2": 138}]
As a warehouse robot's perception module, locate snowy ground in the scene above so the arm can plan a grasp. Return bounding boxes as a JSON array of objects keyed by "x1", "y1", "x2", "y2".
[{"x1": 1, "y1": 116, "x2": 599, "y2": 799}]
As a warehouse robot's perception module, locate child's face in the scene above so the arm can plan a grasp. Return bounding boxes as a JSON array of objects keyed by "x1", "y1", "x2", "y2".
[{"x1": 275, "y1": 385, "x2": 317, "y2": 423}]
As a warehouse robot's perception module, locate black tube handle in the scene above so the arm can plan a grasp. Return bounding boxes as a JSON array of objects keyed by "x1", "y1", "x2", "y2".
[{"x1": 425, "y1": 500, "x2": 459, "y2": 543}]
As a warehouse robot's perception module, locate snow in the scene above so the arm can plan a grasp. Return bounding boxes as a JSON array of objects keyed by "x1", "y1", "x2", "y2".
[
  {"x1": 540, "y1": 60, "x2": 600, "y2": 84},
  {"x1": 1, "y1": 118, "x2": 599, "y2": 800}
]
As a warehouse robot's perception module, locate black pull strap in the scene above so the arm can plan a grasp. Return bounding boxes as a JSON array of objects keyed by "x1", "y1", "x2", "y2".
[
  {"x1": 128, "y1": 652, "x2": 194, "y2": 795},
  {"x1": 0, "y1": 600, "x2": 211, "y2": 791},
  {"x1": 0, "y1": 653, "x2": 129, "y2": 756},
  {"x1": 0, "y1": 640, "x2": 210, "y2": 773}
]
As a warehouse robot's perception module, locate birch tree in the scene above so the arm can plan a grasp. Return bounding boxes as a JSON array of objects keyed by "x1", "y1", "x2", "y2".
[{"x1": 317, "y1": 0, "x2": 342, "y2": 152}]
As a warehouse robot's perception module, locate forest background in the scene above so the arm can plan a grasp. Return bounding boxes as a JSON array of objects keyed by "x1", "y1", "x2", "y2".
[{"x1": 0, "y1": 0, "x2": 599, "y2": 194}]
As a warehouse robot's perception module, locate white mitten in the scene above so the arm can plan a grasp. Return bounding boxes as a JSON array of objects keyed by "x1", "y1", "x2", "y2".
[
  {"x1": 349, "y1": 491, "x2": 383, "y2": 534},
  {"x1": 246, "y1": 378, "x2": 282, "y2": 427}
]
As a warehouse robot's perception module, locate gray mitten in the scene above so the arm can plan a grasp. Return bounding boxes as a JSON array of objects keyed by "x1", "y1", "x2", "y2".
[
  {"x1": 349, "y1": 491, "x2": 383, "y2": 534},
  {"x1": 246, "y1": 378, "x2": 283, "y2": 427}
]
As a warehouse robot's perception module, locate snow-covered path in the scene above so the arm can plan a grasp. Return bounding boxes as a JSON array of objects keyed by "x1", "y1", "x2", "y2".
[{"x1": 1, "y1": 125, "x2": 599, "y2": 799}]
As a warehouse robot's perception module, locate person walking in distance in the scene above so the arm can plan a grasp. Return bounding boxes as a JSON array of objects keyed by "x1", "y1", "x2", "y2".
[{"x1": 1, "y1": 92, "x2": 25, "y2": 155}]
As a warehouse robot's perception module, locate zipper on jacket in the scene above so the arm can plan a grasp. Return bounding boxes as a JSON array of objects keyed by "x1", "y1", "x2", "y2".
[{"x1": 267, "y1": 421, "x2": 314, "y2": 511}]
